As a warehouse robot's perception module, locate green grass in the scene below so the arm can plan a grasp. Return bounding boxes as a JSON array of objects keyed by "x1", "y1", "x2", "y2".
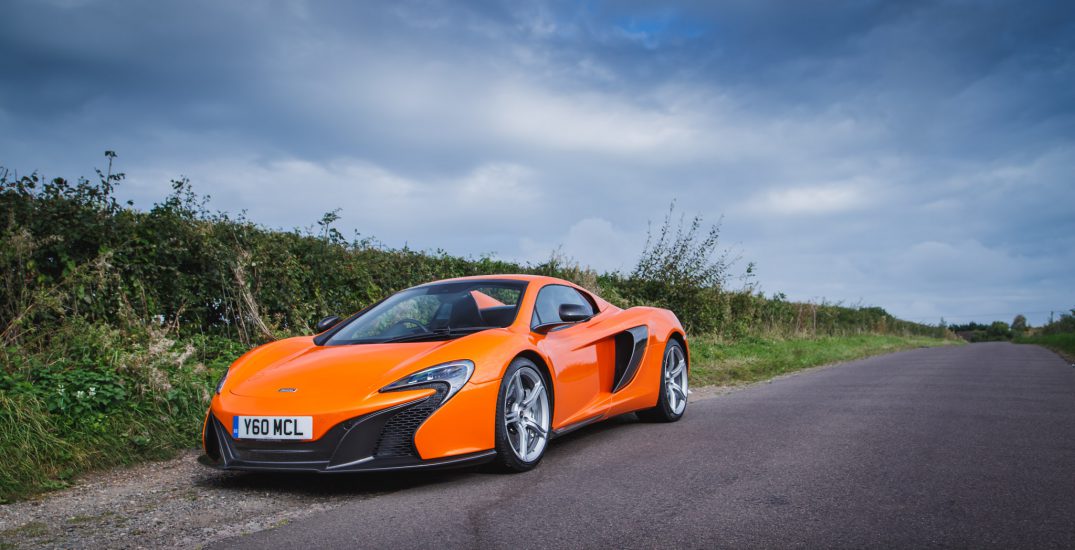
[
  {"x1": 688, "y1": 334, "x2": 961, "y2": 386},
  {"x1": 0, "y1": 392, "x2": 205, "y2": 505},
  {"x1": 1015, "y1": 333, "x2": 1075, "y2": 363},
  {"x1": 0, "y1": 323, "x2": 239, "y2": 504}
]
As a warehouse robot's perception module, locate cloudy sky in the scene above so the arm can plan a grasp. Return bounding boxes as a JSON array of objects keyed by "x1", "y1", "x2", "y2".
[{"x1": 2, "y1": 0, "x2": 1073, "y2": 325}]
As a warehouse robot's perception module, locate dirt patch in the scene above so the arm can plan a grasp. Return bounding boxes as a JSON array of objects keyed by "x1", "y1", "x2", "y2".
[{"x1": 0, "y1": 449, "x2": 432, "y2": 549}]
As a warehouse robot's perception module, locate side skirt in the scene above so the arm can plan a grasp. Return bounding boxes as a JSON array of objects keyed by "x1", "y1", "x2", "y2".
[{"x1": 550, "y1": 414, "x2": 605, "y2": 439}]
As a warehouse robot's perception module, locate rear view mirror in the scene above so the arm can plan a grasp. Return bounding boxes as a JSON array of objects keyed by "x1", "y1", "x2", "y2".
[
  {"x1": 316, "y1": 315, "x2": 342, "y2": 333},
  {"x1": 559, "y1": 303, "x2": 592, "y2": 323}
]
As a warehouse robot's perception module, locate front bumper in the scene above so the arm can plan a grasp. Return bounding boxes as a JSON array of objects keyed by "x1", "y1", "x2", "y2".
[{"x1": 200, "y1": 387, "x2": 495, "y2": 473}]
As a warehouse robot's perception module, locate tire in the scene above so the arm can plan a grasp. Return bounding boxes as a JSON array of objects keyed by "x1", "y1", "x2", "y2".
[
  {"x1": 493, "y1": 357, "x2": 552, "y2": 472},
  {"x1": 637, "y1": 339, "x2": 688, "y2": 423}
]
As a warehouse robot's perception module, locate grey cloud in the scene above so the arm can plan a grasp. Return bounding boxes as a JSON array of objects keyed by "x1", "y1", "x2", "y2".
[{"x1": 1, "y1": 0, "x2": 1072, "y2": 325}]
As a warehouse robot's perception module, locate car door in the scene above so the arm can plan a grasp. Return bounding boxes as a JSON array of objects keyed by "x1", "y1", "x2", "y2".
[{"x1": 531, "y1": 284, "x2": 613, "y2": 429}]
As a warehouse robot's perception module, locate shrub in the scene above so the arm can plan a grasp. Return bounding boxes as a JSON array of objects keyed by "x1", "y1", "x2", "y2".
[{"x1": 619, "y1": 202, "x2": 735, "y2": 333}]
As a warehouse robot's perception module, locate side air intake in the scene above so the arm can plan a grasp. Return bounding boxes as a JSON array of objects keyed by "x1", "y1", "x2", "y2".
[{"x1": 612, "y1": 326, "x2": 648, "y2": 393}]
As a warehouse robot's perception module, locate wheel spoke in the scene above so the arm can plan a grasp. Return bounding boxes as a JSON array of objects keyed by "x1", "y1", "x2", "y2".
[
  {"x1": 671, "y1": 384, "x2": 686, "y2": 400},
  {"x1": 517, "y1": 424, "x2": 529, "y2": 455},
  {"x1": 522, "y1": 381, "x2": 544, "y2": 407},
  {"x1": 511, "y1": 376, "x2": 525, "y2": 404},
  {"x1": 505, "y1": 409, "x2": 520, "y2": 425},
  {"x1": 668, "y1": 363, "x2": 684, "y2": 378},
  {"x1": 524, "y1": 418, "x2": 547, "y2": 437}
]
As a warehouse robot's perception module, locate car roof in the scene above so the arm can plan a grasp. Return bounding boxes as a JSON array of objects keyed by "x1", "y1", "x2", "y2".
[
  {"x1": 406, "y1": 273, "x2": 619, "y2": 315},
  {"x1": 421, "y1": 274, "x2": 613, "y2": 312},
  {"x1": 425, "y1": 274, "x2": 571, "y2": 286}
]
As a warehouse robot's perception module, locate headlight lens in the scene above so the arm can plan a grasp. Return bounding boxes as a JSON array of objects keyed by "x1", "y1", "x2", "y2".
[
  {"x1": 215, "y1": 369, "x2": 230, "y2": 395},
  {"x1": 380, "y1": 360, "x2": 474, "y2": 402}
]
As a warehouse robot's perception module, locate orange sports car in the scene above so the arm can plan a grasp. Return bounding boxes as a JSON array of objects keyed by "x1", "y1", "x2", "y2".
[{"x1": 200, "y1": 274, "x2": 689, "y2": 473}]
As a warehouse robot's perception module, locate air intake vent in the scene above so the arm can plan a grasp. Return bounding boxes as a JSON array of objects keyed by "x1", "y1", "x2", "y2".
[{"x1": 373, "y1": 385, "x2": 448, "y2": 458}]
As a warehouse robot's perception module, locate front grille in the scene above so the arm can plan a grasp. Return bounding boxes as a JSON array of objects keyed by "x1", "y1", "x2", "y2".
[{"x1": 374, "y1": 385, "x2": 447, "y2": 458}]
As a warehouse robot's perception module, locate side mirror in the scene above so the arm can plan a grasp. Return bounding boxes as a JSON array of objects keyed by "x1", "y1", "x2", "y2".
[
  {"x1": 559, "y1": 303, "x2": 592, "y2": 323},
  {"x1": 316, "y1": 315, "x2": 342, "y2": 333}
]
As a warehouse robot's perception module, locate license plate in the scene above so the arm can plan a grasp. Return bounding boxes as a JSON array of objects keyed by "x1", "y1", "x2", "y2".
[{"x1": 232, "y1": 416, "x2": 313, "y2": 440}]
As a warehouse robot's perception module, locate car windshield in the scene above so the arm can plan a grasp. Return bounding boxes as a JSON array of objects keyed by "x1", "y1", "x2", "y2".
[{"x1": 323, "y1": 280, "x2": 528, "y2": 345}]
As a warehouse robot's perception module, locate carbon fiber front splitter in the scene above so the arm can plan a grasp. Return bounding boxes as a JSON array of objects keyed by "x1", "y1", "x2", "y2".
[{"x1": 200, "y1": 394, "x2": 495, "y2": 473}]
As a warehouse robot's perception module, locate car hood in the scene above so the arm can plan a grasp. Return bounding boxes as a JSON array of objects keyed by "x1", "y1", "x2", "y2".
[
  {"x1": 225, "y1": 330, "x2": 512, "y2": 402},
  {"x1": 228, "y1": 339, "x2": 441, "y2": 398}
]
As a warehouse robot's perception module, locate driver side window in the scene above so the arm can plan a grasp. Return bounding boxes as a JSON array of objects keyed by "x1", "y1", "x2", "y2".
[{"x1": 531, "y1": 285, "x2": 595, "y2": 328}]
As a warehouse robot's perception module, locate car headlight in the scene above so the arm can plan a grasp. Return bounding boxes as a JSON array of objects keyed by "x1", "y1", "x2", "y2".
[
  {"x1": 380, "y1": 360, "x2": 474, "y2": 402},
  {"x1": 216, "y1": 369, "x2": 230, "y2": 395}
]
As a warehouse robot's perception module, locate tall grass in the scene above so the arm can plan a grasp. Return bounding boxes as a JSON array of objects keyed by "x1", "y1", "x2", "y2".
[
  {"x1": 1017, "y1": 333, "x2": 1075, "y2": 361},
  {"x1": 1014, "y1": 310, "x2": 1075, "y2": 361}
]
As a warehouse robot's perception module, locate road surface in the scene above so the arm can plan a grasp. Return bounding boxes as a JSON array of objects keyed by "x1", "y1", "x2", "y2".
[{"x1": 216, "y1": 343, "x2": 1075, "y2": 549}]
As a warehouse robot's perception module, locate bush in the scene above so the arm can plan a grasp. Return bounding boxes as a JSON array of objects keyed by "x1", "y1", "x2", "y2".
[
  {"x1": 618, "y1": 202, "x2": 736, "y2": 333},
  {"x1": 1041, "y1": 310, "x2": 1075, "y2": 335}
]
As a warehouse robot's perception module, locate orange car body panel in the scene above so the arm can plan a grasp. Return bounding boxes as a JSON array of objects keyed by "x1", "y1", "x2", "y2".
[
  {"x1": 470, "y1": 290, "x2": 505, "y2": 309},
  {"x1": 204, "y1": 274, "x2": 687, "y2": 463}
]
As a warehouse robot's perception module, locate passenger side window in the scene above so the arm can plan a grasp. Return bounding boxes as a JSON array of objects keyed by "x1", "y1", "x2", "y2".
[{"x1": 531, "y1": 285, "x2": 596, "y2": 327}]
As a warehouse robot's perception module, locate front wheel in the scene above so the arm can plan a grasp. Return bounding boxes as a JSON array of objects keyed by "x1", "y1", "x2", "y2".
[
  {"x1": 493, "y1": 358, "x2": 551, "y2": 472},
  {"x1": 637, "y1": 340, "x2": 688, "y2": 422}
]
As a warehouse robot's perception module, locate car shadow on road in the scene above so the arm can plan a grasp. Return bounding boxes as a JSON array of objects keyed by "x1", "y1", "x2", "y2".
[{"x1": 194, "y1": 463, "x2": 477, "y2": 498}]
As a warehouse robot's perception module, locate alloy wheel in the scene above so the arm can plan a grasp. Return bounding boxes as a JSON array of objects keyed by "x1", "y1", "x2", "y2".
[
  {"x1": 503, "y1": 366, "x2": 550, "y2": 462},
  {"x1": 664, "y1": 344, "x2": 688, "y2": 415}
]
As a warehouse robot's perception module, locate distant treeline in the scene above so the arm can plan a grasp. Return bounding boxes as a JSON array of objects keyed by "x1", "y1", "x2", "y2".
[
  {"x1": 950, "y1": 310, "x2": 1075, "y2": 343},
  {"x1": 948, "y1": 320, "x2": 1022, "y2": 342}
]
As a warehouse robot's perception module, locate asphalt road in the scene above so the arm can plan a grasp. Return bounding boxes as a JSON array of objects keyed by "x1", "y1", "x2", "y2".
[{"x1": 215, "y1": 343, "x2": 1075, "y2": 549}]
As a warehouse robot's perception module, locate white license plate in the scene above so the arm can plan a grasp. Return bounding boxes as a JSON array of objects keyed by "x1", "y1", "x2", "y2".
[{"x1": 232, "y1": 416, "x2": 313, "y2": 440}]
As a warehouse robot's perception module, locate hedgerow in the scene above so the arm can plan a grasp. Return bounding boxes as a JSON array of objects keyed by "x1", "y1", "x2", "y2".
[{"x1": 0, "y1": 154, "x2": 944, "y2": 500}]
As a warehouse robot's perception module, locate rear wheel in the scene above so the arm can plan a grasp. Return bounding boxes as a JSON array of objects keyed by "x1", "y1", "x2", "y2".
[
  {"x1": 493, "y1": 358, "x2": 551, "y2": 472},
  {"x1": 637, "y1": 340, "x2": 688, "y2": 422}
]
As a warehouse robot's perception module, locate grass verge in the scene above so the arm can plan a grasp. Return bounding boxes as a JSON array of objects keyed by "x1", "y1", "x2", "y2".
[
  {"x1": 1014, "y1": 334, "x2": 1075, "y2": 363},
  {"x1": 688, "y1": 334, "x2": 961, "y2": 386},
  {"x1": 0, "y1": 392, "x2": 206, "y2": 505}
]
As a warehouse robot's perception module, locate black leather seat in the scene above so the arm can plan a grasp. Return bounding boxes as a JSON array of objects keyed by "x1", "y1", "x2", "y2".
[
  {"x1": 480, "y1": 306, "x2": 516, "y2": 327},
  {"x1": 448, "y1": 295, "x2": 484, "y2": 328}
]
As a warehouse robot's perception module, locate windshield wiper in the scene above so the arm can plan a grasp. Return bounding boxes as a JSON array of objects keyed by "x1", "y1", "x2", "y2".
[{"x1": 375, "y1": 326, "x2": 497, "y2": 344}]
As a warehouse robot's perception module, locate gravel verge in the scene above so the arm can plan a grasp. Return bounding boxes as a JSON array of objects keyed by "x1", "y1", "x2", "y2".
[{"x1": 0, "y1": 450, "x2": 443, "y2": 549}]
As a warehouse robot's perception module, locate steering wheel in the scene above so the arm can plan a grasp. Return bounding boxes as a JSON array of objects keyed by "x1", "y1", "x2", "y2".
[{"x1": 385, "y1": 318, "x2": 429, "y2": 334}]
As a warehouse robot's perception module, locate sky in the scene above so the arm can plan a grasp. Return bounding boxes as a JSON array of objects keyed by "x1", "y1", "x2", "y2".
[{"x1": 1, "y1": 0, "x2": 1073, "y2": 326}]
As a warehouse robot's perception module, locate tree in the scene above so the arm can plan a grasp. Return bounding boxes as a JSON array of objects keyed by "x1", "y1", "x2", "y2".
[
  {"x1": 987, "y1": 321, "x2": 1012, "y2": 341},
  {"x1": 1012, "y1": 314, "x2": 1027, "y2": 334}
]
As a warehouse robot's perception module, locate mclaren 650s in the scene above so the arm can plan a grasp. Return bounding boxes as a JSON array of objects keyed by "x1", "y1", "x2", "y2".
[{"x1": 201, "y1": 274, "x2": 689, "y2": 473}]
